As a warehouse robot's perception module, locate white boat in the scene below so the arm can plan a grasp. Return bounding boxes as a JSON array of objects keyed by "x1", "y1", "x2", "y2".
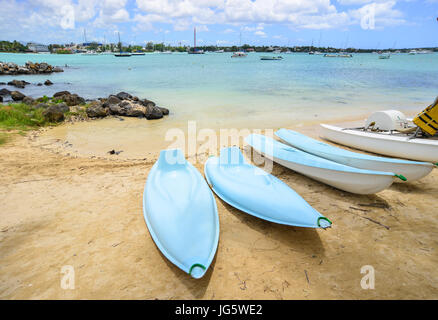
[
  {"x1": 114, "y1": 52, "x2": 131, "y2": 57},
  {"x1": 409, "y1": 50, "x2": 417, "y2": 55},
  {"x1": 245, "y1": 134, "x2": 398, "y2": 195},
  {"x1": 160, "y1": 50, "x2": 172, "y2": 54},
  {"x1": 231, "y1": 51, "x2": 247, "y2": 58},
  {"x1": 131, "y1": 51, "x2": 145, "y2": 55},
  {"x1": 260, "y1": 56, "x2": 283, "y2": 60},
  {"x1": 379, "y1": 52, "x2": 390, "y2": 59},
  {"x1": 214, "y1": 49, "x2": 224, "y2": 53},
  {"x1": 81, "y1": 51, "x2": 100, "y2": 56},
  {"x1": 320, "y1": 124, "x2": 438, "y2": 163},
  {"x1": 276, "y1": 129, "x2": 434, "y2": 182}
]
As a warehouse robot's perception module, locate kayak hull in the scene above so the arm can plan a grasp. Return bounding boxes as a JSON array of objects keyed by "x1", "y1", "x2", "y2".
[
  {"x1": 273, "y1": 156, "x2": 395, "y2": 194},
  {"x1": 320, "y1": 124, "x2": 438, "y2": 163},
  {"x1": 245, "y1": 134, "x2": 396, "y2": 195},
  {"x1": 143, "y1": 149, "x2": 219, "y2": 279},
  {"x1": 204, "y1": 147, "x2": 331, "y2": 228},
  {"x1": 276, "y1": 128, "x2": 434, "y2": 182}
]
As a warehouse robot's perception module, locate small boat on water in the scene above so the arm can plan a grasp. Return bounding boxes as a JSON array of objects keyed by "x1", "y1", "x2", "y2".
[
  {"x1": 188, "y1": 27, "x2": 205, "y2": 54},
  {"x1": 81, "y1": 51, "x2": 100, "y2": 56},
  {"x1": 131, "y1": 51, "x2": 145, "y2": 56},
  {"x1": 214, "y1": 49, "x2": 224, "y2": 53},
  {"x1": 276, "y1": 128, "x2": 433, "y2": 182},
  {"x1": 204, "y1": 147, "x2": 332, "y2": 228},
  {"x1": 409, "y1": 50, "x2": 417, "y2": 55},
  {"x1": 260, "y1": 56, "x2": 283, "y2": 60},
  {"x1": 379, "y1": 52, "x2": 390, "y2": 59},
  {"x1": 324, "y1": 53, "x2": 352, "y2": 58},
  {"x1": 231, "y1": 51, "x2": 247, "y2": 58},
  {"x1": 245, "y1": 134, "x2": 399, "y2": 195},
  {"x1": 114, "y1": 52, "x2": 131, "y2": 57},
  {"x1": 338, "y1": 53, "x2": 353, "y2": 58},
  {"x1": 143, "y1": 149, "x2": 219, "y2": 279},
  {"x1": 114, "y1": 32, "x2": 131, "y2": 57}
]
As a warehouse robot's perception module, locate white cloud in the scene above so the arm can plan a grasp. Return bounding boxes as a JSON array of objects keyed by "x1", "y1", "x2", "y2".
[
  {"x1": 0, "y1": 0, "x2": 411, "y2": 43},
  {"x1": 254, "y1": 30, "x2": 267, "y2": 37}
]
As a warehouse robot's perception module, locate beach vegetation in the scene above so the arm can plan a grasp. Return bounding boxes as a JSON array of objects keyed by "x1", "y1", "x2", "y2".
[
  {"x1": 37, "y1": 95, "x2": 50, "y2": 103},
  {"x1": 0, "y1": 40, "x2": 28, "y2": 53},
  {"x1": 0, "y1": 103, "x2": 49, "y2": 130}
]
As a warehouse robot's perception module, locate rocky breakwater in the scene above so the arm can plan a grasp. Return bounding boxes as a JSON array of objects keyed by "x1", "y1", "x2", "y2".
[
  {"x1": 0, "y1": 61, "x2": 63, "y2": 75},
  {"x1": 0, "y1": 89, "x2": 169, "y2": 123},
  {"x1": 87, "y1": 92, "x2": 169, "y2": 120}
]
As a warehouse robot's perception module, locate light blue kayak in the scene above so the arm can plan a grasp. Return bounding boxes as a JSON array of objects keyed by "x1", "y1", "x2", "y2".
[
  {"x1": 276, "y1": 128, "x2": 433, "y2": 182},
  {"x1": 245, "y1": 134, "x2": 399, "y2": 194},
  {"x1": 204, "y1": 147, "x2": 332, "y2": 228},
  {"x1": 143, "y1": 149, "x2": 219, "y2": 279}
]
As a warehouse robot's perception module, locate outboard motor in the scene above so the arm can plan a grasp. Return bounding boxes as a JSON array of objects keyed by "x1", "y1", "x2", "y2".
[{"x1": 365, "y1": 110, "x2": 409, "y2": 131}]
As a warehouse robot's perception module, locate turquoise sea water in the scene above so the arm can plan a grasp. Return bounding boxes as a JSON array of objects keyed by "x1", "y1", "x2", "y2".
[{"x1": 1, "y1": 51, "x2": 437, "y2": 126}]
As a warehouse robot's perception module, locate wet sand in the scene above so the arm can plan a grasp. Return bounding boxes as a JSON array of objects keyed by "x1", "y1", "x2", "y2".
[{"x1": 0, "y1": 114, "x2": 437, "y2": 299}]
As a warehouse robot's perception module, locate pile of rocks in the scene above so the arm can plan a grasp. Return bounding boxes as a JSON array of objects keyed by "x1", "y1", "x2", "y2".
[
  {"x1": 0, "y1": 61, "x2": 63, "y2": 75},
  {"x1": 0, "y1": 88, "x2": 170, "y2": 122},
  {"x1": 87, "y1": 92, "x2": 169, "y2": 120}
]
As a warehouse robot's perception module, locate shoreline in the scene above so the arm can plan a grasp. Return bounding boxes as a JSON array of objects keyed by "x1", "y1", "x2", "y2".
[{"x1": 30, "y1": 107, "x2": 421, "y2": 161}]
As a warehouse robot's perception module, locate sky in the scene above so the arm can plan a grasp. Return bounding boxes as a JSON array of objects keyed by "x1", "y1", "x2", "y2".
[{"x1": 0, "y1": 0, "x2": 437, "y2": 49}]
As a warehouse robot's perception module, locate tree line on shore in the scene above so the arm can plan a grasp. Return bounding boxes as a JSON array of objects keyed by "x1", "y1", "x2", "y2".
[{"x1": 1, "y1": 40, "x2": 437, "y2": 54}]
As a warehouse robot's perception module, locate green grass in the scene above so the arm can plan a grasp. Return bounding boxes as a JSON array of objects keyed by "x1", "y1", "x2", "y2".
[{"x1": 0, "y1": 103, "x2": 49, "y2": 131}]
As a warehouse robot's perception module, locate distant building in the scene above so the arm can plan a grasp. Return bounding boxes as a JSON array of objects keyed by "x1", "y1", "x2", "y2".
[{"x1": 27, "y1": 42, "x2": 49, "y2": 52}]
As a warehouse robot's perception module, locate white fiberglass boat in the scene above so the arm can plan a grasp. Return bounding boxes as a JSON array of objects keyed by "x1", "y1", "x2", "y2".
[
  {"x1": 320, "y1": 124, "x2": 438, "y2": 163},
  {"x1": 231, "y1": 51, "x2": 247, "y2": 58}
]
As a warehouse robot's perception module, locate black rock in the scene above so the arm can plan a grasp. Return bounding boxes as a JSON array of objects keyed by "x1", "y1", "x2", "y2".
[
  {"x1": 37, "y1": 83, "x2": 43, "y2": 86},
  {"x1": 35, "y1": 103, "x2": 49, "y2": 109},
  {"x1": 22, "y1": 96, "x2": 35, "y2": 105},
  {"x1": 42, "y1": 105, "x2": 65, "y2": 122},
  {"x1": 53, "y1": 91, "x2": 71, "y2": 98},
  {"x1": 116, "y1": 92, "x2": 132, "y2": 100},
  {"x1": 144, "y1": 104, "x2": 163, "y2": 120},
  {"x1": 159, "y1": 107, "x2": 169, "y2": 115},
  {"x1": 86, "y1": 101, "x2": 108, "y2": 118},
  {"x1": 7, "y1": 80, "x2": 28, "y2": 88},
  {"x1": 11, "y1": 91, "x2": 25, "y2": 101},
  {"x1": 56, "y1": 102, "x2": 69, "y2": 113},
  {"x1": 108, "y1": 149, "x2": 123, "y2": 155},
  {"x1": 44, "y1": 79, "x2": 53, "y2": 86},
  {"x1": 0, "y1": 88, "x2": 11, "y2": 96},
  {"x1": 103, "y1": 95, "x2": 121, "y2": 108}
]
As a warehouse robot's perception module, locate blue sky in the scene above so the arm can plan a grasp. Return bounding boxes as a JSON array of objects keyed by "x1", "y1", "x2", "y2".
[{"x1": 1, "y1": 0, "x2": 437, "y2": 48}]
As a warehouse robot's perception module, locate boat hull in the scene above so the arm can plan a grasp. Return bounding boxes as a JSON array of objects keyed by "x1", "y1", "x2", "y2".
[
  {"x1": 276, "y1": 128, "x2": 434, "y2": 182},
  {"x1": 205, "y1": 147, "x2": 331, "y2": 228},
  {"x1": 320, "y1": 124, "x2": 438, "y2": 163},
  {"x1": 245, "y1": 134, "x2": 396, "y2": 195},
  {"x1": 143, "y1": 149, "x2": 219, "y2": 279}
]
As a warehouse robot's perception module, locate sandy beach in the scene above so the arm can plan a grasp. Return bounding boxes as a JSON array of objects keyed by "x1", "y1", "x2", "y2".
[{"x1": 1, "y1": 114, "x2": 437, "y2": 300}]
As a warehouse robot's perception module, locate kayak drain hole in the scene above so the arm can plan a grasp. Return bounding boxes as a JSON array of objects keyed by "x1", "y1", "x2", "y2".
[
  {"x1": 189, "y1": 263, "x2": 206, "y2": 279},
  {"x1": 318, "y1": 217, "x2": 332, "y2": 229}
]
